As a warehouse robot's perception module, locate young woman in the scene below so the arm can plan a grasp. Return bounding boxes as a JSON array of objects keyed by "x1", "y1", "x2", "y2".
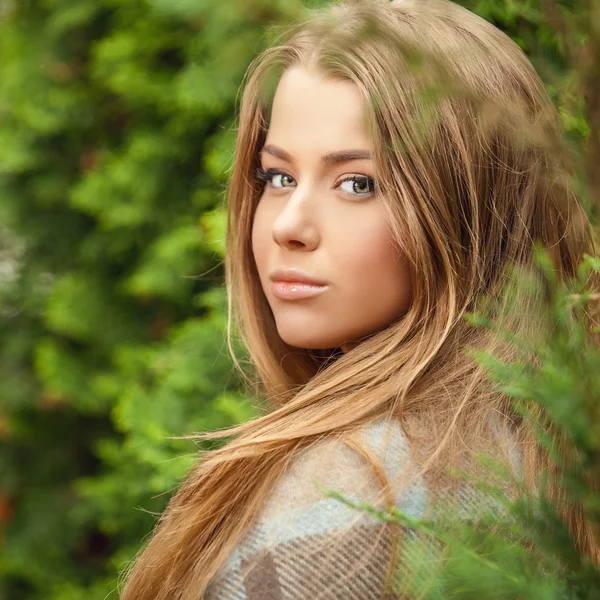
[{"x1": 120, "y1": 0, "x2": 598, "y2": 598}]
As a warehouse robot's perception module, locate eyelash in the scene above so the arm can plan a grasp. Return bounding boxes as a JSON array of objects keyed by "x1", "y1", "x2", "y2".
[{"x1": 254, "y1": 167, "x2": 376, "y2": 198}]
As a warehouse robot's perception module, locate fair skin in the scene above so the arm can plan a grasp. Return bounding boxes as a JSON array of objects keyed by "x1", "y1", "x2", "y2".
[{"x1": 252, "y1": 65, "x2": 413, "y2": 353}]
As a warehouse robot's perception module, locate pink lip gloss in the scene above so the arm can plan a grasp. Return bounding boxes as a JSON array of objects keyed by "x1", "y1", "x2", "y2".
[{"x1": 271, "y1": 281, "x2": 328, "y2": 300}]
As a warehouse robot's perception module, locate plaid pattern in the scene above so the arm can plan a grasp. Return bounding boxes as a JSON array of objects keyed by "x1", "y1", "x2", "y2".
[
  {"x1": 205, "y1": 419, "x2": 428, "y2": 600},
  {"x1": 207, "y1": 520, "x2": 400, "y2": 600},
  {"x1": 204, "y1": 416, "x2": 519, "y2": 599}
]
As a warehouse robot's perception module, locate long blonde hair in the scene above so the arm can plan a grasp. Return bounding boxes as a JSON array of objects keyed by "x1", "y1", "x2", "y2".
[{"x1": 120, "y1": 0, "x2": 598, "y2": 598}]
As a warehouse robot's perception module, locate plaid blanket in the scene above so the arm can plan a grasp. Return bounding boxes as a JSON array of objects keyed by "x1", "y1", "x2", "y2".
[{"x1": 205, "y1": 419, "x2": 429, "y2": 600}]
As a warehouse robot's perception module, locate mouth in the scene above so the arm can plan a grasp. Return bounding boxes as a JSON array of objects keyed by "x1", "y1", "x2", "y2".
[
  {"x1": 271, "y1": 281, "x2": 329, "y2": 300},
  {"x1": 269, "y1": 268, "x2": 328, "y2": 287}
]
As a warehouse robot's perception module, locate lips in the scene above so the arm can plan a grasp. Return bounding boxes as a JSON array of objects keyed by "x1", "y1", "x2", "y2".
[
  {"x1": 271, "y1": 280, "x2": 328, "y2": 300},
  {"x1": 269, "y1": 268, "x2": 327, "y2": 286}
]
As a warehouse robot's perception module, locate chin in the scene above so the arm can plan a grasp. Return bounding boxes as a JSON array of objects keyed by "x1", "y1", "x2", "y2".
[
  {"x1": 284, "y1": 339, "x2": 339, "y2": 351},
  {"x1": 277, "y1": 329, "x2": 344, "y2": 351}
]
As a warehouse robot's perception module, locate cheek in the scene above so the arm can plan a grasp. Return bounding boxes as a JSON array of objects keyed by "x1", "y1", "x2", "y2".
[
  {"x1": 251, "y1": 207, "x2": 269, "y2": 278},
  {"x1": 343, "y1": 218, "x2": 396, "y2": 274},
  {"x1": 341, "y1": 218, "x2": 411, "y2": 302}
]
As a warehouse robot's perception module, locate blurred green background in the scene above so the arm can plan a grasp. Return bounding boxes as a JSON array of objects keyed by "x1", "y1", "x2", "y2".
[{"x1": 0, "y1": 0, "x2": 587, "y2": 598}]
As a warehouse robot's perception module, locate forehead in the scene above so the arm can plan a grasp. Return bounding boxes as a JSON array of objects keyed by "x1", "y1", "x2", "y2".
[{"x1": 266, "y1": 66, "x2": 372, "y2": 149}]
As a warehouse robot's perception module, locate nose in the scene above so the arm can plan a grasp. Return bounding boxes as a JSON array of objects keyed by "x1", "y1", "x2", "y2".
[{"x1": 271, "y1": 182, "x2": 320, "y2": 251}]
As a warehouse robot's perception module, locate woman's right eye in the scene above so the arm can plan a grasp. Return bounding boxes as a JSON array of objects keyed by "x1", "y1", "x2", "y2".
[{"x1": 255, "y1": 167, "x2": 295, "y2": 189}]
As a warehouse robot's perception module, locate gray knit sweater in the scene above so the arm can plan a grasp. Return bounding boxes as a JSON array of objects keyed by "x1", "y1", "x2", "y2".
[{"x1": 204, "y1": 417, "x2": 512, "y2": 600}]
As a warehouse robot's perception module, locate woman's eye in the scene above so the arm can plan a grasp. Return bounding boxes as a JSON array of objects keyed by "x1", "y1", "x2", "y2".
[
  {"x1": 338, "y1": 175, "x2": 376, "y2": 196},
  {"x1": 255, "y1": 167, "x2": 295, "y2": 189},
  {"x1": 272, "y1": 173, "x2": 295, "y2": 188}
]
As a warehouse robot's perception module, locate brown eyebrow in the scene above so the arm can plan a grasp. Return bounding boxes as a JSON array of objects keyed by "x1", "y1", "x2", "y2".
[{"x1": 260, "y1": 144, "x2": 372, "y2": 166}]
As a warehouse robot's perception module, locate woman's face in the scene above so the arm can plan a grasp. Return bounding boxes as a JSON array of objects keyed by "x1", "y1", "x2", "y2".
[{"x1": 251, "y1": 66, "x2": 412, "y2": 353}]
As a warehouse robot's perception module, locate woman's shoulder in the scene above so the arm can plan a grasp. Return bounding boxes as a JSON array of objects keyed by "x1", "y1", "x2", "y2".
[
  {"x1": 205, "y1": 415, "x2": 520, "y2": 599},
  {"x1": 260, "y1": 416, "x2": 427, "y2": 523},
  {"x1": 206, "y1": 417, "x2": 426, "y2": 600}
]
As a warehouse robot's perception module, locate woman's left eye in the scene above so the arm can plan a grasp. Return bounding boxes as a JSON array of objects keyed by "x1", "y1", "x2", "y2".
[{"x1": 337, "y1": 175, "x2": 376, "y2": 196}]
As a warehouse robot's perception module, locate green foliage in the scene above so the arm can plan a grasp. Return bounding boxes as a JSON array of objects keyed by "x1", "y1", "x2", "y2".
[
  {"x1": 411, "y1": 252, "x2": 600, "y2": 599},
  {"x1": 327, "y1": 250, "x2": 600, "y2": 599},
  {"x1": 0, "y1": 0, "x2": 301, "y2": 597}
]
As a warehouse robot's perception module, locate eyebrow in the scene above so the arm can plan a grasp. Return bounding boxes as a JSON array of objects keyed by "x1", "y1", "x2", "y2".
[{"x1": 260, "y1": 144, "x2": 372, "y2": 166}]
